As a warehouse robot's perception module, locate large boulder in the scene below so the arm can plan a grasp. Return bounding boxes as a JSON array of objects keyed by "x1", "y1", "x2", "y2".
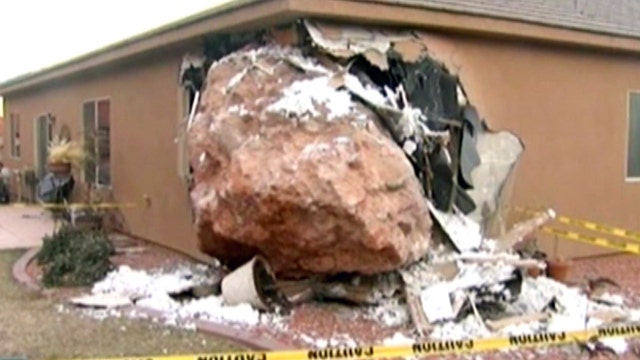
[{"x1": 188, "y1": 45, "x2": 432, "y2": 277}]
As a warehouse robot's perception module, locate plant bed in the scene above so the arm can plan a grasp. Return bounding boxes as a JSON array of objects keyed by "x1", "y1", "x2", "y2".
[
  {"x1": 26, "y1": 234, "x2": 195, "y2": 291},
  {"x1": 36, "y1": 226, "x2": 115, "y2": 288}
]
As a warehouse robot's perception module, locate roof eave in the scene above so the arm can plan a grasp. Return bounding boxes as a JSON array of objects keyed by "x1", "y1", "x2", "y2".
[
  {"x1": 289, "y1": 0, "x2": 640, "y2": 55},
  {"x1": 0, "y1": 0, "x2": 294, "y2": 95}
]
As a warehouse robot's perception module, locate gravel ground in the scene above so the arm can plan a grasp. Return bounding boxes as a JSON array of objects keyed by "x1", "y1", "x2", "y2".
[
  {"x1": 0, "y1": 250, "x2": 242, "y2": 360},
  {"x1": 569, "y1": 254, "x2": 640, "y2": 307}
]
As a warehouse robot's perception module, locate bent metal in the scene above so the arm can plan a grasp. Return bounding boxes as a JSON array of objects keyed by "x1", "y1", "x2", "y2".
[
  {"x1": 509, "y1": 332, "x2": 567, "y2": 346},
  {"x1": 412, "y1": 340, "x2": 474, "y2": 355},
  {"x1": 307, "y1": 347, "x2": 374, "y2": 359}
]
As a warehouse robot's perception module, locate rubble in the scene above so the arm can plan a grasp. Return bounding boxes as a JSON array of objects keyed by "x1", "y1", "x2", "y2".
[
  {"x1": 188, "y1": 19, "x2": 527, "y2": 277},
  {"x1": 76, "y1": 263, "x2": 261, "y2": 327},
  {"x1": 63, "y1": 19, "x2": 640, "y2": 357},
  {"x1": 221, "y1": 255, "x2": 289, "y2": 311}
]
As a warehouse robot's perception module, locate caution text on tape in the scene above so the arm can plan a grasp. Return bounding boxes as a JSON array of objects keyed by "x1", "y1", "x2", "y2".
[{"x1": 66, "y1": 323, "x2": 640, "y2": 360}]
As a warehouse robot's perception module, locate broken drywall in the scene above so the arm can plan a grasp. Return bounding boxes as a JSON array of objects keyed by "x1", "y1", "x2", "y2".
[{"x1": 186, "y1": 19, "x2": 525, "y2": 277}]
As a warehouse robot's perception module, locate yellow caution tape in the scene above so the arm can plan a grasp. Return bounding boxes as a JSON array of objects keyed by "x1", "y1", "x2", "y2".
[
  {"x1": 1, "y1": 202, "x2": 138, "y2": 209},
  {"x1": 516, "y1": 207, "x2": 640, "y2": 243},
  {"x1": 553, "y1": 216, "x2": 640, "y2": 244},
  {"x1": 542, "y1": 227, "x2": 640, "y2": 255},
  {"x1": 64, "y1": 324, "x2": 640, "y2": 360}
]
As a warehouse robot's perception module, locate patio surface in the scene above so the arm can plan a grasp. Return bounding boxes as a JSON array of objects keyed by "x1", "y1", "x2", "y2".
[{"x1": 0, "y1": 206, "x2": 54, "y2": 249}]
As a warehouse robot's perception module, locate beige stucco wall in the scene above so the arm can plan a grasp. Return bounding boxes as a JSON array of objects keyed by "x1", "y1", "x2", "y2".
[
  {"x1": 2, "y1": 47, "x2": 203, "y2": 258},
  {"x1": 423, "y1": 33, "x2": 640, "y2": 257},
  {"x1": 4, "y1": 24, "x2": 640, "y2": 260}
]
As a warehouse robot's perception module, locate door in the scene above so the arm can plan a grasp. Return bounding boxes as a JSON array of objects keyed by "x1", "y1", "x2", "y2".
[{"x1": 34, "y1": 115, "x2": 53, "y2": 179}]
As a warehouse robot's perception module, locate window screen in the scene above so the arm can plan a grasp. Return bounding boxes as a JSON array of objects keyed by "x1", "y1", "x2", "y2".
[{"x1": 628, "y1": 93, "x2": 640, "y2": 178}]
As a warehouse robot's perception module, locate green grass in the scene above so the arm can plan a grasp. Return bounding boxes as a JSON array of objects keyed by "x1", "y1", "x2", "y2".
[{"x1": 0, "y1": 250, "x2": 242, "y2": 360}]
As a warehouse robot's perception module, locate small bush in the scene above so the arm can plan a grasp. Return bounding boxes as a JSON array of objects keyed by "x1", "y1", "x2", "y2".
[{"x1": 37, "y1": 226, "x2": 114, "y2": 288}]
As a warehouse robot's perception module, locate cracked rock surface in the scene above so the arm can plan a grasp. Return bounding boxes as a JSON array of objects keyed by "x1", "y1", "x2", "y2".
[{"x1": 188, "y1": 45, "x2": 432, "y2": 277}]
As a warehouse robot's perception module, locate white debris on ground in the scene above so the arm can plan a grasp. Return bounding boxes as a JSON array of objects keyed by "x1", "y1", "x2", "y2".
[
  {"x1": 297, "y1": 332, "x2": 358, "y2": 349},
  {"x1": 420, "y1": 256, "x2": 637, "y2": 346},
  {"x1": 367, "y1": 299, "x2": 410, "y2": 327},
  {"x1": 383, "y1": 331, "x2": 416, "y2": 345},
  {"x1": 92, "y1": 264, "x2": 211, "y2": 298},
  {"x1": 76, "y1": 263, "x2": 262, "y2": 328},
  {"x1": 384, "y1": 208, "x2": 640, "y2": 356}
]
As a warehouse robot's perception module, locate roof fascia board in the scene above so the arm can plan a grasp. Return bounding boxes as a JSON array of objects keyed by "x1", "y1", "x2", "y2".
[
  {"x1": 0, "y1": 0, "x2": 292, "y2": 95},
  {"x1": 288, "y1": 0, "x2": 640, "y2": 54}
]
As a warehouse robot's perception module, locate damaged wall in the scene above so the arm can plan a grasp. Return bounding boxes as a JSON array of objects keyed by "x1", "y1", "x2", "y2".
[
  {"x1": 4, "y1": 13, "x2": 640, "y2": 262},
  {"x1": 2, "y1": 44, "x2": 207, "y2": 259},
  {"x1": 421, "y1": 32, "x2": 640, "y2": 257}
]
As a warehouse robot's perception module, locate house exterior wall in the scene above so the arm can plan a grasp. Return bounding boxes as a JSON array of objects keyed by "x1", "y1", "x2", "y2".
[
  {"x1": 2, "y1": 47, "x2": 203, "y2": 258},
  {"x1": 3, "y1": 20, "x2": 640, "y2": 260},
  {"x1": 422, "y1": 33, "x2": 640, "y2": 257}
]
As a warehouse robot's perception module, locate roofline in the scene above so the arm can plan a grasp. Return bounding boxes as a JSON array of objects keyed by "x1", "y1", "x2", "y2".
[
  {"x1": 288, "y1": 0, "x2": 640, "y2": 54},
  {"x1": 4, "y1": 0, "x2": 640, "y2": 95},
  {"x1": 352, "y1": 0, "x2": 640, "y2": 42},
  {"x1": 0, "y1": 0, "x2": 292, "y2": 95}
]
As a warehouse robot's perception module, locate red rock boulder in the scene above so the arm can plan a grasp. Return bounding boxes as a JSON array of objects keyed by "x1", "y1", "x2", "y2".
[{"x1": 188, "y1": 45, "x2": 432, "y2": 277}]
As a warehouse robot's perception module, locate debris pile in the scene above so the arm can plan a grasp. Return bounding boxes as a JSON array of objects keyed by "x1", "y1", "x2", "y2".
[
  {"x1": 65, "y1": 19, "x2": 640, "y2": 357},
  {"x1": 70, "y1": 264, "x2": 262, "y2": 327},
  {"x1": 187, "y1": 20, "x2": 524, "y2": 277},
  {"x1": 178, "y1": 19, "x2": 640, "y2": 353}
]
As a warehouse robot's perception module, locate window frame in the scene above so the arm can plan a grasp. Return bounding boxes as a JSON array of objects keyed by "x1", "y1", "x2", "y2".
[
  {"x1": 626, "y1": 91, "x2": 640, "y2": 182},
  {"x1": 9, "y1": 112, "x2": 21, "y2": 159},
  {"x1": 33, "y1": 112, "x2": 53, "y2": 178},
  {"x1": 177, "y1": 85, "x2": 197, "y2": 181},
  {"x1": 82, "y1": 97, "x2": 111, "y2": 188}
]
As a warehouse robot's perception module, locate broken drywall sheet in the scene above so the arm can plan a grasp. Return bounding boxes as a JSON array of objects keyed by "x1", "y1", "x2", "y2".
[
  {"x1": 188, "y1": 20, "x2": 531, "y2": 278},
  {"x1": 467, "y1": 130, "x2": 525, "y2": 237},
  {"x1": 420, "y1": 283, "x2": 456, "y2": 322},
  {"x1": 304, "y1": 19, "x2": 415, "y2": 69},
  {"x1": 428, "y1": 201, "x2": 482, "y2": 252}
]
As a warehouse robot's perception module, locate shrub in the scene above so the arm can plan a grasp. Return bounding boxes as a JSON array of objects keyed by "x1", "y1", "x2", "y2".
[{"x1": 36, "y1": 226, "x2": 114, "y2": 287}]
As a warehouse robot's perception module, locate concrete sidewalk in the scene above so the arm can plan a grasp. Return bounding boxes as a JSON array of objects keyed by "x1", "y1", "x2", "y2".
[{"x1": 0, "y1": 207, "x2": 54, "y2": 249}]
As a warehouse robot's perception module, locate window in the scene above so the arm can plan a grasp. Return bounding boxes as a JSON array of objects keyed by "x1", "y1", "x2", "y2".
[
  {"x1": 177, "y1": 86, "x2": 197, "y2": 181},
  {"x1": 9, "y1": 113, "x2": 20, "y2": 158},
  {"x1": 83, "y1": 99, "x2": 110, "y2": 186},
  {"x1": 35, "y1": 114, "x2": 54, "y2": 178},
  {"x1": 628, "y1": 92, "x2": 640, "y2": 179}
]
